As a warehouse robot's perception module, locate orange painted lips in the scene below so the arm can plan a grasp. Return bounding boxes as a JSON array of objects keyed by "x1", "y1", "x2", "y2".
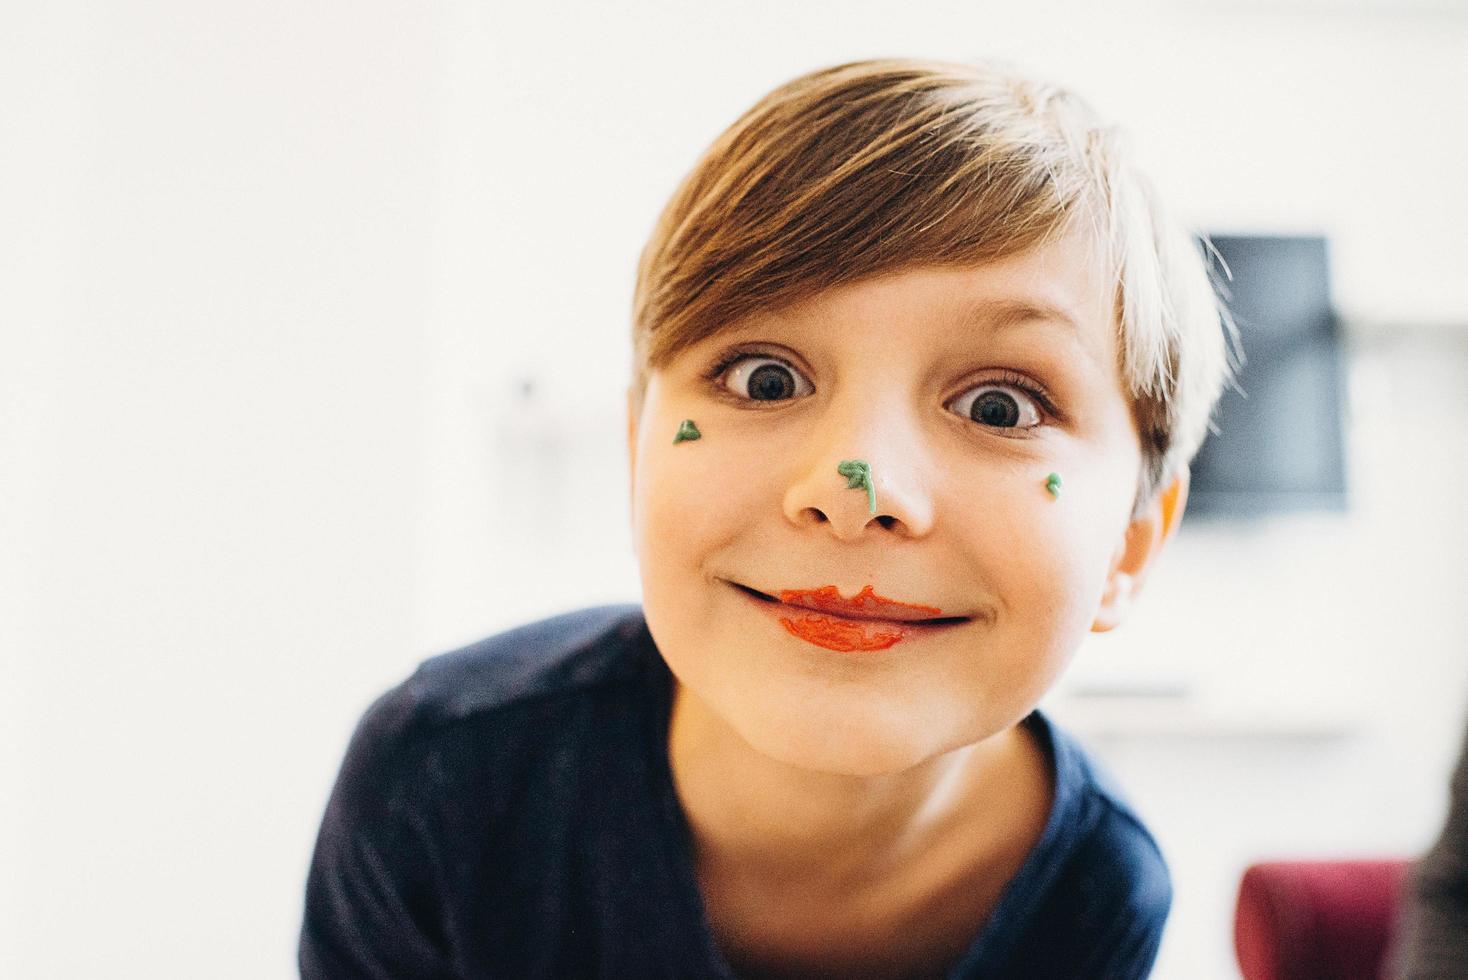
[{"x1": 775, "y1": 585, "x2": 945, "y2": 652}]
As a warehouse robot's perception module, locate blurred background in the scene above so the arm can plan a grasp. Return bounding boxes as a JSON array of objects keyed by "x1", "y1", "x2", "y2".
[{"x1": 4, "y1": 1, "x2": 1467, "y2": 976}]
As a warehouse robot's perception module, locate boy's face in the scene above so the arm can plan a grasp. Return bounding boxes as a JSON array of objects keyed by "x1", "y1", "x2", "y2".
[{"x1": 627, "y1": 227, "x2": 1181, "y2": 776}]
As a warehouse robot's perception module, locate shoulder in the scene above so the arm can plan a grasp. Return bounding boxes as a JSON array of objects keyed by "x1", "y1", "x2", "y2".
[
  {"x1": 1009, "y1": 713, "x2": 1172, "y2": 976},
  {"x1": 403, "y1": 604, "x2": 652, "y2": 725},
  {"x1": 1074, "y1": 773, "x2": 1172, "y2": 920},
  {"x1": 1065, "y1": 792, "x2": 1173, "y2": 939},
  {"x1": 1034, "y1": 710, "x2": 1171, "y2": 905},
  {"x1": 334, "y1": 603, "x2": 655, "y2": 814},
  {"x1": 301, "y1": 605, "x2": 660, "y2": 975}
]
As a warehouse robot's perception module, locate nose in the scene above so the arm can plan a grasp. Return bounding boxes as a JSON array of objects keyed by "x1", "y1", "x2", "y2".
[{"x1": 780, "y1": 401, "x2": 937, "y2": 541}]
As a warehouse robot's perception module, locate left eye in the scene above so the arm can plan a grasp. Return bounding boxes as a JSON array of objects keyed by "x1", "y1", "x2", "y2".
[
  {"x1": 948, "y1": 384, "x2": 1043, "y2": 430},
  {"x1": 719, "y1": 356, "x2": 815, "y2": 402}
]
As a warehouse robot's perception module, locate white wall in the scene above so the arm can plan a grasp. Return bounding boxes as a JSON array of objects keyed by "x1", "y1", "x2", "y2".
[
  {"x1": 1049, "y1": 327, "x2": 1468, "y2": 975},
  {"x1": 4, "y1": 2, "x2": 1467, "y2": 977},
  {"x1": 3, "y1": 3, "x2": 437, "y2": 975}
]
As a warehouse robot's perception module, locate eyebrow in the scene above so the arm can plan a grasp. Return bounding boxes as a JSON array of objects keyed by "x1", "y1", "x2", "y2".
[{"x1": 959, "y1": 298, "x2": 1082, "y2": 338}]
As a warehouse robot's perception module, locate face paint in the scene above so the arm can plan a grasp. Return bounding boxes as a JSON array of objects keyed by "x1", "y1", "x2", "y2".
[
  {"x1": 775, "y1": 585, "x2": 946, "y2": 653},
  {"x1": 673, "y1": 419, "x2": 701, "y2": 444},
  {"x1": 836, "y1": 459, "x2": 876, "y2": 514},
  {"x1": 779, "y1": 616, "x2": 908, "y2": 652},
  {"x1": 1046, "y1": 472, "x2": 1062, "y2": 499}
]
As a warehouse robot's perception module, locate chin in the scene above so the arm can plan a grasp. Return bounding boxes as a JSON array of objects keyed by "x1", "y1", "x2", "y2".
[{"x1": 729, "y1": 695, "x2": 957, "y2": 778}]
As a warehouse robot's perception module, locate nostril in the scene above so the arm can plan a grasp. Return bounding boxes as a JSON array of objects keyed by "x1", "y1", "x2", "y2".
[{"x1": 876, "y1": 515, "x2": 897, "y2": 530}]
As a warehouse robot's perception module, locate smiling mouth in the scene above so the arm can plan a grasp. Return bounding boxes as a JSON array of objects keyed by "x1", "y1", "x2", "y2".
[{"x1": 728, "y1": 581, "x2": 970, "y2": 652}]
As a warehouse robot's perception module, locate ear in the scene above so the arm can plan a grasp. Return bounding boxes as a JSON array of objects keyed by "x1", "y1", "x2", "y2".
[{"x1": 1090, "y1": 467, "x2": 1189, "y2": 633}]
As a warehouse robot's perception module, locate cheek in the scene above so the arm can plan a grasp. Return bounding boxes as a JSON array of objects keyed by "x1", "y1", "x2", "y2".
[
  {"x1": 1041, "y1": 456, "x2": 1140, "y2": 617},
  {"x1": 632, "y1": 418, "x2": 780, "y2": 689},
  {"x1": 945, "y1": 453, "x2": 1131, "y2": 629},
  {"x1": 633, "y1": 417, "x2": 766, "y2": 582}
]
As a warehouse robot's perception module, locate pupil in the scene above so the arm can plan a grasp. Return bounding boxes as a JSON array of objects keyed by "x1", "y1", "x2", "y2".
[
  {"x1": 749, "y1": 364, "x2": 796, "y2": 401},
  {"x1": 973, "y1": 390, "x2": 1020, "y2": 427}
]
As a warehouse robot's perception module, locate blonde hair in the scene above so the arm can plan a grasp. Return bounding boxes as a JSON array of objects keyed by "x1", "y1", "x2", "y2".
[{"x1": 632, "y1": 58, "x2": 1235, "y2": 508}]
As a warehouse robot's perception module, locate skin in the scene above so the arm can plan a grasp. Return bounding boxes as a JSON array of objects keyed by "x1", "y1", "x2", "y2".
[{"x1": 626, "y1": 226, "x2": 1187, "y2": 977}]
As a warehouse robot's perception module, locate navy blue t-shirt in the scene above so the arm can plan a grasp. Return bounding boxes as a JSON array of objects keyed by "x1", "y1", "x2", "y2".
[{"x1": 300, "y1": 606, "x2": 1171, "y2": 978}]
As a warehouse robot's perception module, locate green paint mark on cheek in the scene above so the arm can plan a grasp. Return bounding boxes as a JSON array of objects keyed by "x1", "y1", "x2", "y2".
[
  {"x1": 1046, "y1": 472, "x2": 1062, "y2": 499},
  {"x1": 673, "y1": 419, "x2": 701, "y2": 444}
]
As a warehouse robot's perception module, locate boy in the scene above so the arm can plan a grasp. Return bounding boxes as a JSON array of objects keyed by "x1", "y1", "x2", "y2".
[{"x1": 301, "y1": 59, "x2": 1231, "y2": 978}]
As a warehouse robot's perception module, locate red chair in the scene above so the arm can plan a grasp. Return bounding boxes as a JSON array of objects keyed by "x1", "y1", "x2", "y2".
[{"x1": 1234, "y1": 859, "x2": 1412, "y2": 980}]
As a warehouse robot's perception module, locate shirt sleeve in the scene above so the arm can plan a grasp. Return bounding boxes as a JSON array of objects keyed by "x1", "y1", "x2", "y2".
[
  {"x1": 1086, "y1": 889, "x2": 1170, "y2": 980},
  {"x1": 1029, "y1": 803, "x2": 1173, "y2": 980},
  {"x1": 1071, "y1": 849, "x2": 1172, "y2": 980},
  {"x1": 299, "y1": 681, "x2": 458, "y2": 979}
]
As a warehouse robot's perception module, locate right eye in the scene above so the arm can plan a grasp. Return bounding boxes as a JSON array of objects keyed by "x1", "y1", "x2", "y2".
[{"x1": 718, "y1": 355, "x2": 815, "y2": 403}]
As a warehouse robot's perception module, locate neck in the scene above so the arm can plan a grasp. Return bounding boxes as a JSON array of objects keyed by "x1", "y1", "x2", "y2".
[{"x1": 666, "y1": 678, "x2": 1039, "y2": 895}]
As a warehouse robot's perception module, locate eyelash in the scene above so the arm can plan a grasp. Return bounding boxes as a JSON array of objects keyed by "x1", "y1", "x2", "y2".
[
  {"x1": 704, "y1": 344, "x2": 788, "y2": 374},
  {"x1": 702, "y1": 346, "x2": 1061, "y2": 429}
]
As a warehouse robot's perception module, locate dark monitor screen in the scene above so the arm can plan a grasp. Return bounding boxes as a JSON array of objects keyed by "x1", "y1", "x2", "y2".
[{"x1": 1186, "y1": 235, "x2": 1348, "y2": 517}]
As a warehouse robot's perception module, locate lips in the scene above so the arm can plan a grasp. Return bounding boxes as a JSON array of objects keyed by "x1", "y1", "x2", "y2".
[
  {"x1": 729, "y1": 581, "x2": 966, "y2": 652},
  {"x1": 777, "y1": 584, "x2": 944, "y2": 623}
]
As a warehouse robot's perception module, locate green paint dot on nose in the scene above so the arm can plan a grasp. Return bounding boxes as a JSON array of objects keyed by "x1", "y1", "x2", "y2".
[
  {"x1": 673, "y1": 419, "x2": 701, "y2": 444},
  {"x1": 837, "y1": 459, "x2": 877, "y2": 514},
  {"x1": 836, "y1": 459, "x2": 869, "y2": 487}
]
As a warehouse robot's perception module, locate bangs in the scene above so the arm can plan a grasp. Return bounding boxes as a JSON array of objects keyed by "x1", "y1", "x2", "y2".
[{"x1": 635, "y1": 61, "x2": 1096, "y2": 377}]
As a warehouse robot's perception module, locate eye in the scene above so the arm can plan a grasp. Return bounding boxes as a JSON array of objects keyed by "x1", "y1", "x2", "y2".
[
  {"x1": 718, "y1": 355, "x2": 815, "y2": 403},
  {"x1": 948, "y1": 382, "x2": 1044, "y2": 430}
]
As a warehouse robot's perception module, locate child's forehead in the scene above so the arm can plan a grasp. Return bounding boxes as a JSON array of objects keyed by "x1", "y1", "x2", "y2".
[{"x1": 682, "y1": 260, "x2": 1119, "y2": 372}]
